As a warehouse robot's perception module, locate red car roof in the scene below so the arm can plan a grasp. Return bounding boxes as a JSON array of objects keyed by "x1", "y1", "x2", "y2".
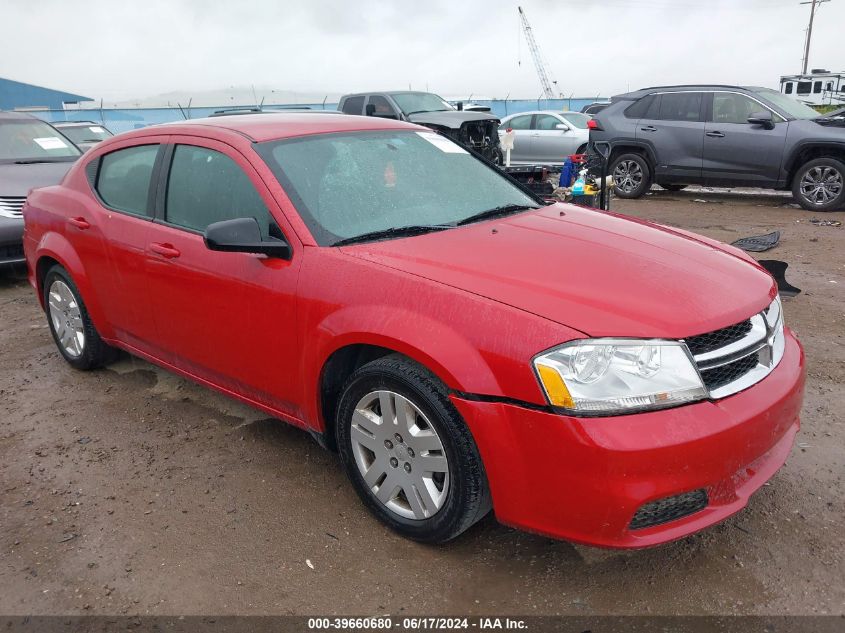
[{"x1": 138, "y1": 113, "x2": 420, "y2": 143}]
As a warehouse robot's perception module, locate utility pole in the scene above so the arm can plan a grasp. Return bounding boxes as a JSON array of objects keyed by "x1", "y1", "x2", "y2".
[{"x1": 800, "y1": 0, "x2": 830, "y2": 74}]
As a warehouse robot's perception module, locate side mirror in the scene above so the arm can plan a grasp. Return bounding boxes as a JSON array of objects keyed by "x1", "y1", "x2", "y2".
[
  {"x1": 365, "y1": 103, "x2": 376, "y2": 116},
  {"x1": 748, "y1": 111, "x2": 775, "y2": 130},
  {"x1": 204, "y1": 217, "x2": 291, "y2": 259},
  {"x1": 555, "y1": 123, "x2": 570, "y2": 131}
]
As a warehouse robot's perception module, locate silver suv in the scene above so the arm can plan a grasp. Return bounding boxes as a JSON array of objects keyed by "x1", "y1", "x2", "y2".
[
  {"x1": 1, "y1": 112, "x2": 81, "y2": 267},
  {"x1": 590, "y1": 85, "x2": 845, "y2": 211}
]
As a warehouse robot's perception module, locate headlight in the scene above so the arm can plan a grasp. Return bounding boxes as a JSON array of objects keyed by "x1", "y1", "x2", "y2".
[{"x1": 534, "y1": 339, "x2": 707, "y2": 414}]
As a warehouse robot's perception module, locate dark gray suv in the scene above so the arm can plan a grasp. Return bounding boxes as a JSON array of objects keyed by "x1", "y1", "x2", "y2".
[
  {"x1": 1, "y1": 112, "x2": 81, "y2": 267},
  {"x1": 590, "y1": 85, "x2": 845, "y2": 211}
]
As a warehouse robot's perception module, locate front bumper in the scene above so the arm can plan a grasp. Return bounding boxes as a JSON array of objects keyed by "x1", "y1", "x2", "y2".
[
  {"x1": 0, "y1": 216, "x2": 25, "y2": 267},
  {"x1": 452, "y1": 330, "x2": 805, "y2": 548}
]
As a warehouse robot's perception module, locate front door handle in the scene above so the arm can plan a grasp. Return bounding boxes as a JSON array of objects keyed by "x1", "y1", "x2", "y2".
[
  {"x1": 150, "y1": 242, "x2": 181, "y2": 259},
  {"x1": 640, "y1": 125, "x2": 657, "y2": 132},
  {"x1": 68, "y1": 216, "x2": 90, "y2": 230},
  {"x1": 706, "y1": 131, "x2": 725, "y2": 138}
]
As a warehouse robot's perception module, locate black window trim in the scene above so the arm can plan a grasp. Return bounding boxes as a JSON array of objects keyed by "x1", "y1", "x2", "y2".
[
  {"x1": 90, "y1": 143, "x2": 165, "y2": 220},
  {"x1": 154, "y1": 141, "x2": 290, "y2": 244}
]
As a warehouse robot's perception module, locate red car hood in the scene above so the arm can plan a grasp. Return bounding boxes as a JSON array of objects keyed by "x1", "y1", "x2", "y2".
[{"x1": 340, "y1": 204, "x2": 776, "y2": 339}]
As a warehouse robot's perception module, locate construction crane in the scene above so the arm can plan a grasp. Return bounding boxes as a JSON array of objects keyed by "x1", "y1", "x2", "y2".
[{"x1": 518, "y1": 5, "x2": 559, "y2": 99}]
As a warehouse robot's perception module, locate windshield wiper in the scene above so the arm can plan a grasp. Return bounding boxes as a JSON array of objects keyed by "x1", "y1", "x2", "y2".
[
  {"x1": 13, "y1": 159, "x2": 61, "y2": 164},
  {"x1": 455, "y1": 204, "x2": 539, "y2": 226},
  {"x1": 333, "y1": 224, "x2": 454, "y2": 246}
]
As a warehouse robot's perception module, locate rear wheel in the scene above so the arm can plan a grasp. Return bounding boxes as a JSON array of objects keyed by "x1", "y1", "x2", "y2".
[
  {"x1": 43, "y1": 265, "x2": 118, "y2": 370},
  {"x1": 610, "y1": 153, "x2": 652, "y2": 198},
  {"x1": 657, "y1": 183, "x2": 688, "y2": 192},
  {"x1": 792, "y1": 157, "x2": 845, "y2": 211},
  {"x1": 336, "y1": 355, "x2": 491, "y2": 543}
]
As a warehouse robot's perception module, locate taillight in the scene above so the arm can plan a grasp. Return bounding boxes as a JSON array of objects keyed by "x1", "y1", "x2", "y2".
[{"x1": 587, "y1": 118, "x2": 603, "y2": 131}]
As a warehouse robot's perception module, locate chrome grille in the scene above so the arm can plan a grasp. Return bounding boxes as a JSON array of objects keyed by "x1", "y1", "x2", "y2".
[
  {"x1": 0, "y1": 196, "x2": 26, "y2": 219},
  {"x1": 684, "y1": 298, "x2": 785, "y2": 400}
]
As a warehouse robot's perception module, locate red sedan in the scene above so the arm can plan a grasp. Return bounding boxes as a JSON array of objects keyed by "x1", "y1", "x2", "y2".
[{"x1": 22, "y1": 113, "x2": 805, "y2": 547}]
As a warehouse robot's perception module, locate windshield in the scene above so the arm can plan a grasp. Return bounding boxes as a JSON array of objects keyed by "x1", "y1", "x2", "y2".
[
  {"x1": 0, "y1": 120, "x2": 82, "y2": 162},
  {"x1": 754, "y1": 89, "x2": 820, "y2": 120},
  {"x1": 560, "y1": 112, "x2": 591, "y2": 129},
  {"x1": 57, "y1": 124, "x2": 113, "y2": 145},
  {"x1": 391, "y1": 93, "x2": 455, "y2": 115},
  {"x1": 257, "y1": 130, "x2": 539, "y2": 246}
]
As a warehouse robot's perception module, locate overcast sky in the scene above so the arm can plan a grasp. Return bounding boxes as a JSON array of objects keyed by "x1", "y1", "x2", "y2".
[{"x1": 1, "y1": 0, "x2": 843, "y2": 103}]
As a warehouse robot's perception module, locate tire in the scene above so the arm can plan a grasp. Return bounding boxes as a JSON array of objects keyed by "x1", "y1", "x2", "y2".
[
  {"x1": 791, "y1": 157, "x2": 845, "y2": 211},
  {"x1": 43, "y1": 265, "x2": 118, "y2": 370},
  {"x1": 335, "y1": 354, "x2": 491, "y2": 544},
  {"x1": 657, "y1": 183, "x2": 687, "y2": 192},
  {"x1": 610, "y1": 153, "x2": 652, "y2": 198}
]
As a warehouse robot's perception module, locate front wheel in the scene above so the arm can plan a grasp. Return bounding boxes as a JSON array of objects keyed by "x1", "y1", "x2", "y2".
[
  {"x1": 610, "y1": 153, "x2": 652, "y2": 198},
  {"x1": 335, "y1": 355, "x2": 491, "y2": 543},
  {"x1": 43, "y1": 265, "x2": 118, "y2": 370},
  {"x1": 792, "y1": 157, "x2": 845, "y2": 211}
]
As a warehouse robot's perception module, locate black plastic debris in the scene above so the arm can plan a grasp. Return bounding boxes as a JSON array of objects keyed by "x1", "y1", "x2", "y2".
[
  {"x1": 759, "y1": 260, "x2": 801, "y2": 297},
  {"x1": 731, "y1": 231, "x2": 781, "y2": 252},
  {"x1": 809, "y1": 218, "x2": 842, "y2": 227}
]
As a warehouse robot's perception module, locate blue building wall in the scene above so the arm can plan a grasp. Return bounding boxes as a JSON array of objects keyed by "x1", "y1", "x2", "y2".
[
  {"x1": 30, "y1": 98, "x2": 600, "y2": 134},
  {"x1": 0, "y1": 77, "x2": 92, "y2": 110}
]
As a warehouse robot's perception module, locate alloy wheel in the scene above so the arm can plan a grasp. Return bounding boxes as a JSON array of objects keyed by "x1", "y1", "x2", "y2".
[
  {"x1": 613, "y1": 159, "x2": 644, "y2": 194},
  {"x1": 48, "y1": 279, "x2": 85, "y2": 358},
  {"x1": 349, "y1": 390, "x2": 449, "y2": 521},
  {"x1": 799, "y1": 166, "x2": 843, "y2": 206}
]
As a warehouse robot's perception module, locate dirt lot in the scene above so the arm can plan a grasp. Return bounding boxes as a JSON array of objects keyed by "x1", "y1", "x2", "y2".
[{"x1": 1, "y1": 190, "x2": 843, "y2": 617}]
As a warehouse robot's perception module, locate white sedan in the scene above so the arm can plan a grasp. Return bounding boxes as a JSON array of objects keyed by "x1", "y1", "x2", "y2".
[{"x1": 498, "y1": 110, "x2": 590, "y2": 165}]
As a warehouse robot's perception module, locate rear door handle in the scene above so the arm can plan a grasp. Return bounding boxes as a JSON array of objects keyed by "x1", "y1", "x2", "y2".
[
  {"x1": 706, "y1": 131, "x2": 725, "y2": 138},
  {"x1": 68, "y1": 216, "x2": 90, "y2": 230},
  {"x1": 640, "y1": 125, "x2": 657, "y2": 132},
  {"x1": 150, "y1": 242, "x2": 181, "y2": 259}
]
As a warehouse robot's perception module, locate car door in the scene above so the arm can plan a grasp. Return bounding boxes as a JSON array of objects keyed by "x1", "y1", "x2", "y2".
[
  {"x1": 636, "y1": 91, "x2": 705, "y2": 181},
  {"x1": 499, "y1": 114, "x2": 534, "y2": 163},
  {"x1": 87, "y1": 137, "x2": 168, "y2": 351},
  {"x1": 531, "y1": 113, "x2": 578, "y2": 164},
  {"x1": 144, "y1": 137, "x2": 303, "y2": 418},
  {"x1": 701, "y1": 92, "x2": 789, "y2": 186}
]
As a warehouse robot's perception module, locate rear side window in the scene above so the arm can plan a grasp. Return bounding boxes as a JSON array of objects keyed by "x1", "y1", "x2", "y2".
[
  {"x1": 95, "y1": 144, "x2": 159, "y2": 216},
  {"x1": 624, "y1": 95, "x2": 655, "y2": 119},
  {"x1": 501, "y1": 114, "x2": 532, "y2": 130},
  {"x1": 341, "y1": 96, "x2": 365, "y2": 115},
  {"x1": 165, "y1": 145, "x2": 276, "y2": 238},
  {"x1": 658, "y1": 92, "x2": 702, "y2": 121}
]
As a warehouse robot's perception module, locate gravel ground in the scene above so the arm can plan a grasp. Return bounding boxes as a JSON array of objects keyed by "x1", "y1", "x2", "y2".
[{"x1": 0, "y1": 190, "x2": 843, "y2": 616}]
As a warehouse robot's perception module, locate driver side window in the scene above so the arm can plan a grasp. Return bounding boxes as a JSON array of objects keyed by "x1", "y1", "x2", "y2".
[
  {"x1": 165, "y1": 145, "x2": 278, "y2": 238},
  {"x1": 712, "y1": 93, "x2": 769, "y2": 125},
  {"x1": 533, "y1": 114, "x2": 562, "y2": 130}
]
